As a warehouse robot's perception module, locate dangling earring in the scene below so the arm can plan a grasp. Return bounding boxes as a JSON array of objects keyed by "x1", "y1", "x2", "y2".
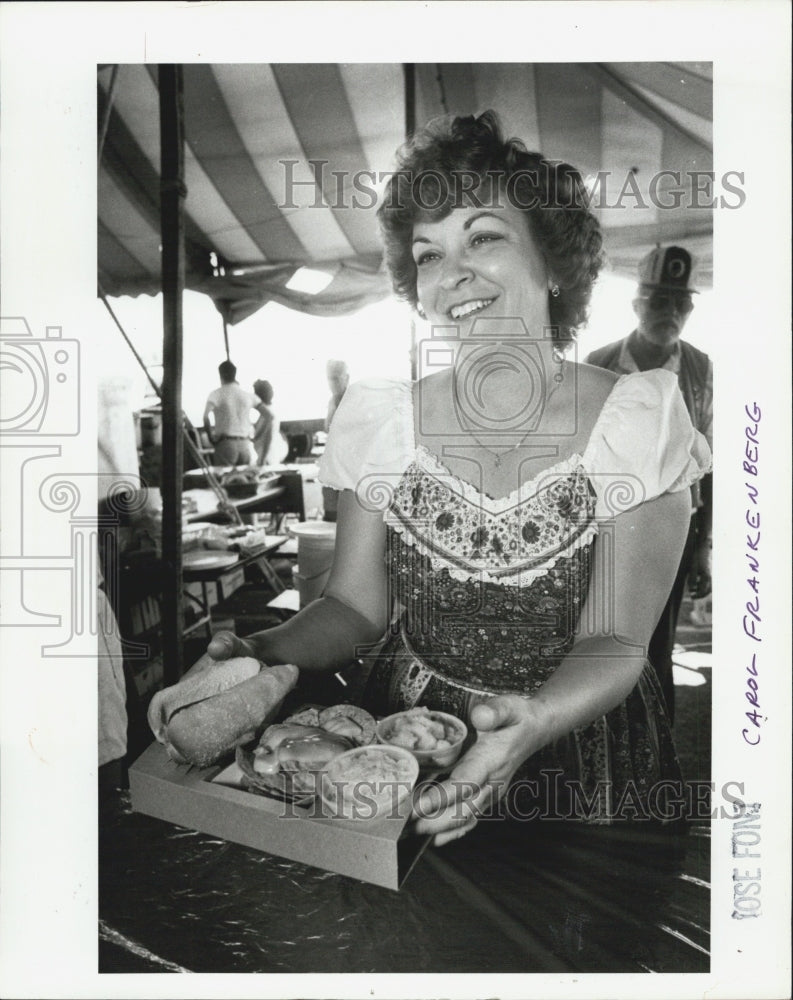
[
  {"x1": 416, "y1": 302, "x2": 427, "y2": 319},
  {"x1": 551, "y1": 344, "x2": 566, "y2": 384},
  {"x1": 550, "y1": 283, "x2": 561, "y2": 298}
]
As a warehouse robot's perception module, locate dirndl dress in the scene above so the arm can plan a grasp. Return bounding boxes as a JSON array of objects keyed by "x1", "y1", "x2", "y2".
[{"x1": 319, "y1": 369, "x2": 711, "y2": 822}]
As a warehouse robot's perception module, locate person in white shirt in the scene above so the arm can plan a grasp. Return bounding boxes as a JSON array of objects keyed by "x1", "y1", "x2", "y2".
[{"x1": 203, "y1": 360, "x2": 258, "y2": 466}]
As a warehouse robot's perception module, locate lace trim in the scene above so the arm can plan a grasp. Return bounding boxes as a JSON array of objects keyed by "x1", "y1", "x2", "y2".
[
  {"x1": 385, "y1": 448, "x2": 598, "y2": 586},
  {"x1": 387, "y1": 515, "x2": 598, "y2": 585},
  {"x1": 414, "y1": 444, "x2": 586, "y2": 510}
]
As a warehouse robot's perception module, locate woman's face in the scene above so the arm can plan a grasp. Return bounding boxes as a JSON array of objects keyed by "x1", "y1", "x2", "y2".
[{"x1": 411, "y1": 201, "x2": 550, "y2": 336}]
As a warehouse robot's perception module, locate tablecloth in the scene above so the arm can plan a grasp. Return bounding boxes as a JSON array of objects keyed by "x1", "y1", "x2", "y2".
[{"x1": 99, "y1": 791, "x2": 709, "y2": 974}]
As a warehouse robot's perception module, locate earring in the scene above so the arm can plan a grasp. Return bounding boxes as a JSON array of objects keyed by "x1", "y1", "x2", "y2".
[
  {"x1": 551, "y1": 344, "x2": 566, "y2": 383},
  {"x1": 416, "y1": 303, "x2": 427, "y2": 319},
  {"x1": 550, "y1": 283, "x2": 561, "y2": 298}
]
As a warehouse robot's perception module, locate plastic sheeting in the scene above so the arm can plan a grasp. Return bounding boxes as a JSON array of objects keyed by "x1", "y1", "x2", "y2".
[
  {"x1": 99, "y1": 791, "x2": 709, "y2": 974},
  {"x1": 193, "y1": 257, "x2": 391, "y2": 325}
]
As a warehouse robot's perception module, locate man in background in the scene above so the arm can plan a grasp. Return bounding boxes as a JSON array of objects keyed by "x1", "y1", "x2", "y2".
[
  {"x1": 586, "y1": 246, "x2": 713, "y2": 724},
  {"x1": 203, "y1": 360, "x2": 258, "y2": 466}
]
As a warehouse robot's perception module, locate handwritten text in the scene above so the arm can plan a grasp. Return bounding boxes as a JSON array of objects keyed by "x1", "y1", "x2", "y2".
[{"x1": 742, "y1": 403, "x2": 764, "y2": 744}]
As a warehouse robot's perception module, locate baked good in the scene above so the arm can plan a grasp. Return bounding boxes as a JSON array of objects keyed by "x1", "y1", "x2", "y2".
[{"x1": 147, "y1": 657, "x2": 299, "y2": 767}]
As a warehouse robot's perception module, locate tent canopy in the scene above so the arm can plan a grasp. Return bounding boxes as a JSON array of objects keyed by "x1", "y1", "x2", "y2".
[{"x1": 98, "y1": 62, "x2": 712, "y2": 323}]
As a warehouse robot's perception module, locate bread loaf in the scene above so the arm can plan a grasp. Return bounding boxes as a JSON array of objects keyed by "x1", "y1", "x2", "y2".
[
  {"x1": 165, "y1": 663, "x2": 299, "y2": 767},
  {"x1": 147, "y1": 655, "x2": 261, "y2": 745}
]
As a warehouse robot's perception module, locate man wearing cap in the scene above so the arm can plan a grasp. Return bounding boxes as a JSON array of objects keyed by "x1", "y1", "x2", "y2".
[
  {"x1": 586, "y1": 246, "x2": 713, "y2": 724},
  {"x1": 203, "y1": 360, "x2": 258, "y2": 466}
]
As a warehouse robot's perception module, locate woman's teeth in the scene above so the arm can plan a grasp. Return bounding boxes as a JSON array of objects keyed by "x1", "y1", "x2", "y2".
[{"x1": 449, "y1": 298, "x2": 494, "y2": 320}]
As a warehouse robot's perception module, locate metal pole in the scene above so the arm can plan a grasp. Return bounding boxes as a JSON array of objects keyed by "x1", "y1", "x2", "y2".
[
  {"x1": 159, "y1": 65, "x2": 186, "y2": 683},
  {"x1": 404, "y1": 62, "x2": 416, "y2": 138},
  {"x1": 222, "y1": 315, "x2": 231, "y2": 362},
  {"x1": 404, "y1": 64, "x2": 419, "y2": 381},
  {"x1": 98, "y1": 286, "x2": 162, "y2": 398}
]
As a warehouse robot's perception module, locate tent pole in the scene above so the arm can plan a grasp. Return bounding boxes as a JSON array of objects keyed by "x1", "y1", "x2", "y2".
[
  {"x1": 159, "y1": 65, "x2": 187, "y2": 683},
  {"x1": 223, "y1": 316, "x2": 231, "y2": 361},
  {"x1": 404, "y1": 62, "x2": 416, "y2": 138},
  {"x1": 404, "y1": 63, "x2": 419, "y2": 381}
]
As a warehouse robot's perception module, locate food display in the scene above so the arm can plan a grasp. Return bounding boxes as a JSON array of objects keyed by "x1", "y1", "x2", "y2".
[
  {"x1": 320, "y1": 745, "x2": 420, "y2": 821},
  {"x1": 147, "y1": 664, "x2": 463, "y2": 831},
  {"x1": 147, "y1": 656, "x2": 299, "y2": 767},
  {"x1": 376, "y1": 707, "x2": 468, "y2": 769},
  {"x1": 236, "y1": 704, "x2": 377, "y2": 802},
  {"x1": 182, "y1": 522, "x2": 267, "y2": 553},
  {"x1": 243, "y1": 725, "x2": 353, "y2": 798},
  {"x1": 316, "y1": 704, "x2": 377, "y2": 745},
  {"x1": 136, "y1": 666, "x2": 467, "y2": 881},
  {"x1": 259, "y1": 704, "x2": 376, "y2": 748},
  {"x1": 221, "y1": 468, "x2": 259, "y2": 498}
]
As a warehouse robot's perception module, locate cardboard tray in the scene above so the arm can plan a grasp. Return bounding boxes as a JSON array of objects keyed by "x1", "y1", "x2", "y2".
[{"x1": 129, "y1": 741, "x2": 432, "y2": 891}]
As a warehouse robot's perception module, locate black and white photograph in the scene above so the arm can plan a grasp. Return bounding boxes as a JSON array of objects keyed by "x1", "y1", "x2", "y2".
[{"x1": 0, "y1": 3, "x2": 790, "y2": 998}]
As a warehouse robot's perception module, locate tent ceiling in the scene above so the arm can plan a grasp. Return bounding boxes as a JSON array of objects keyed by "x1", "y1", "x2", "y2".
[{"x1": 98, "y1": 62, "x2": 712, "y2": 321}]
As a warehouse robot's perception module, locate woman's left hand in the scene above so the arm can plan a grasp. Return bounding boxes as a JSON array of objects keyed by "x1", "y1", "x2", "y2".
[
  {"x1": 688, "y1": 541, "x2": 712, "y2": 599},
  {"x1": 410, "y1": 695, "x2": 540, "y2": 847}
]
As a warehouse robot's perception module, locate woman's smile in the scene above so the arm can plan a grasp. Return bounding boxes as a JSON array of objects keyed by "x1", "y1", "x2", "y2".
[{"x1": 448, "y1": 297, "x2": 496, "y2": 320}]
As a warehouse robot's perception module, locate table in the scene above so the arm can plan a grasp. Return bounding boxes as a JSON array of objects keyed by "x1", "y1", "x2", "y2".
[
  {"x1": 185, "y1": 484, "x2": 287, "y2": 523},
  {"x1": 99, "y1": 786, "x2": 709, "y2": 973},
  {"x1": 183, "y1": 535, "x2": 289, "y2": 606},
  {"x1": 115, "y1": 538, "x2": 289, "y2": 667},
  {"x1": 184, "y1": 468, "x2": 309, "y2": 527}
]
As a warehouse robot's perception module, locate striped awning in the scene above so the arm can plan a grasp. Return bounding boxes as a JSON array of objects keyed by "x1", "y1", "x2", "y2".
[{"x1": 98, "y1": 62, "x2": 712, "y2": 322}]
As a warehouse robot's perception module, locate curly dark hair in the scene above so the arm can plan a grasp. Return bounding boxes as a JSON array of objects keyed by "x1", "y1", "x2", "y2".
[{"x1": 377, "y1": 110, "x2": 603, "y2": 340}]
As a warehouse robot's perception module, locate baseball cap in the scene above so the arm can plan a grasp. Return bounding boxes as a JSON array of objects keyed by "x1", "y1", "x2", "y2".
[{"x1": 637, "y1": 246, "x2": 698, "y2": 293}]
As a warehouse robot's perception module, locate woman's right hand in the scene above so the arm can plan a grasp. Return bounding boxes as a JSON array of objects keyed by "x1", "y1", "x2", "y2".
[{"x1": 205, "y1": 629, "x2": 262, "y2": 664}]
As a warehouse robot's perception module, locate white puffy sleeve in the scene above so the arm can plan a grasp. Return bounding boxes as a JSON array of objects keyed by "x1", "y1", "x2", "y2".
[
  {"x1": 318, "y1": 378, "x2": 415, "y2": 512},
  {"x1": 582, "y1": 369, "x2": 712, "y2": 519}
]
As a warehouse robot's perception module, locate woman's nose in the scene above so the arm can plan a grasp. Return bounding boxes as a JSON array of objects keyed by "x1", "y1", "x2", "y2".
[{"x1": 439, "y1": 252, "x2": 473, "y2": 289}]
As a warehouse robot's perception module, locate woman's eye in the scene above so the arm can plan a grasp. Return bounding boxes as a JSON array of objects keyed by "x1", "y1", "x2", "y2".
[
  {"x1": 415, "y1": 250, "x2": 440, "y2": 266},
  {"x1": 470, "y1": 232, "x2": 501, "y2": 247}
]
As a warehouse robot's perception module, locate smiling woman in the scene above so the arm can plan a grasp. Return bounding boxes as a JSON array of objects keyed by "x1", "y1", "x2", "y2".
[
  {"x1": 195, "y1": 110, "x2": 711, "y2": 847},
  {"x1": 380, "y1": 109, "x2": 603, "y2": 341}
]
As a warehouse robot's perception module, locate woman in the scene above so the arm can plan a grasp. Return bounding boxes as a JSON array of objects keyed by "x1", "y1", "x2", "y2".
[
  {"x1": 205, "y1": 112, "x2": 710, "y2": 844},
  {"x1": 252, "y1": 378, "x2": 278, "y2": 465},
  {"x1": 321, "y1": 359, "x2": 350, "y2": 521}
]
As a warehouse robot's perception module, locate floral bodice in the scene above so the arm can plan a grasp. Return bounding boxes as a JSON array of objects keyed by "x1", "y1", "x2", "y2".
[
  {"x1": 387, "y1": 446, "x2": 596, "y2": 586},
  {"x1": 383, "y1": 447, "x2": 596, "y2": 694}
]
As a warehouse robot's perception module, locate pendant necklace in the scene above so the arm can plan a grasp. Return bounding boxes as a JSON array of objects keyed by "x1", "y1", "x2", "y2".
[{"x1": 458, "y1": 355, "x2": 566, "y2": 469}]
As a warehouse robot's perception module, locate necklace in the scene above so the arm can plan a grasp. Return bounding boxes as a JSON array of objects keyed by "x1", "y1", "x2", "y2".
[{"x1": 456, "y1": 357, "x2": 566, "y2": 468}]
